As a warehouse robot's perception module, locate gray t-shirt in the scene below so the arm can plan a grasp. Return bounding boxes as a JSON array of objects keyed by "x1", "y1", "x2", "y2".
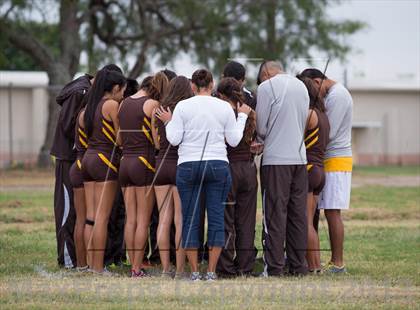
[
  {"x1": 256, "y1": 74, "x2": 309, "y2": 165},
  {"x1": 324, "y1": 83, "x2": 353, "y2": 158}
]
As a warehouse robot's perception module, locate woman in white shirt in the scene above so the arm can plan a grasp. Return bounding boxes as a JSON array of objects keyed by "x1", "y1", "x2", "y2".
[{"x1": 156, "y1": 69, "x2": 251, "y2": 281}]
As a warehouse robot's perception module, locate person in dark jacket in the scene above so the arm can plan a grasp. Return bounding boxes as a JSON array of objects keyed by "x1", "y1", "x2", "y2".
[
  {"x1": 51, "y1": 74, "x2": 93, "y2": 268},
  {"x1": 222, "y1": 61, "x2": 257, "y2": 110}
]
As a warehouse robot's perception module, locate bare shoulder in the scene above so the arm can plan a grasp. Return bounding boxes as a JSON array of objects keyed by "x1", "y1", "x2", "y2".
[
  {"x1": 78, "y1": 110, "x2": 85, "y2": 128},
  {"x1": 103, "y1": 99, "x2": 119, "y2": 109},
  {"x1": 145, "y1": 98, "x2": 160, "y2": 109},
  {"x1": 307, "y1": 109, "x2": 319, "y2": 129}
]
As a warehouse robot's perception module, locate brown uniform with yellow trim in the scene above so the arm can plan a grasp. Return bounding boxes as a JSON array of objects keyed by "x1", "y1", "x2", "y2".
[
  {"x1": 69, "y1": 109, "x2": 88, "y2": 188},
  {"x1": 118, "y1": 96, "x2": 155, "y2": 187},
  {"x1": 82, "y1": 99, "x2": 120, "y2": 182},
  {"x1": 305, "y1": 108, "x2": 330, "y2": 195},
  {"x1": 154, "y1": 118, "x2": 178, "y2": 185}
]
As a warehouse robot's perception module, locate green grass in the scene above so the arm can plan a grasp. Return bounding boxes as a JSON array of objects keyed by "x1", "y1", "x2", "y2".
[
  {"x1": 353, "y1": 165, "x2": 420, "y2": 176},
  {"x1": 0, "y1": 185, "x2": 419, "y2": 309}
]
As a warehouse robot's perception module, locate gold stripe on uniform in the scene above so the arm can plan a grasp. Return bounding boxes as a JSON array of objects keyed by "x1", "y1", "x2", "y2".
[
  {"x1": 324, "y1": 157, "x2": 353, "y2": 172},
  {"x1": 138, "y1": 156, "x2": 156, "y2": 173},
  {"x1": 102, "y1": 119, "x2": 115, "y2": 135},
  {"x1": 305, "y1": 127, "x2": 319, "y2": 142},
  {"x1": 305, "y1": 136, "x2": 319, "y2": 149},
  {"x1": 307, "y1": 164, "x2": 313, "y2": 171},
  {"x1": 76, "y1": 159, "x2": 82, "y2": 170},
  {"x1": 142, "y1": 125, "x2": 154, "y2": 145},
  {"x1": 143, "y1": 117, "x2": 152, "y2": 130},
  {"x1": 102, "y1": 127, "x2": 117, "y2": 145},
  {"x1": 79, "y1": 136, "x2": 88, "y2": 148},
  {"x1": 78, "y1": 128, "x2": 87, "y2": 138},
  {"x1": 98, "y1": 153, "x2": 118, "y2": 173}
]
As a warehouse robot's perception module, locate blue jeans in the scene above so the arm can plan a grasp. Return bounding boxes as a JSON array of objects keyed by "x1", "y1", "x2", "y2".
[{"x1": 176, "y1": 160, "x2": 232, "y2": 248}]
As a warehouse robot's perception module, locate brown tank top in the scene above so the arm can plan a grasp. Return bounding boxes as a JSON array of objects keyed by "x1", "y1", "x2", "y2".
[
  {"x1": 118, "y1": 96, "x2": 155, "y2": 159},
  {"x1": 305, "y1": 108, "x2": 330, "y2": 166},
  {"x1": 74, "y1": 108, "x2": 87, "y2": 159},
  {"x1": 227, "y1": 110, "x2": 254, "y2": 162},
  {"x1": 156, "y1": 118, "x2": 178, "y2": 161},
  {"x1": 87, "y1": 99, "x2": 118, "y2": 154}
]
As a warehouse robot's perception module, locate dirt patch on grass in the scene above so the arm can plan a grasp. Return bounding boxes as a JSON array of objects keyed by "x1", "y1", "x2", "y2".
[
  {"x1": 0, "y1": 169, "x2": 54, "y2": 191},
  {"x1": 352, "y1": 175, "x2": 420, "y2": 188}
]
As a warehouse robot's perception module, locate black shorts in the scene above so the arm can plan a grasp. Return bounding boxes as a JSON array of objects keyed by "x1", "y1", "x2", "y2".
[
  {"x1": 119, "y1": 155, "x2": 155, "y2": 187},
  {"x1": 154, "y1": 158, "x2": 177, "y2": 186},
  {"x1": 307, "y1": 164, "x2": 325, "y2": 195},
  {"x1": 69, "y1": 158, "x2": 84, "y2": 188},
  {"x1": 82, "y1": 151, "x2": 119, "y2": 182}
]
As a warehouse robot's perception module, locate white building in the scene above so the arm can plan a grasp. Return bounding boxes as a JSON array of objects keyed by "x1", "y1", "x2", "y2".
[{"x1": 0, "y1": 71, "x2": 419, "y2": 168}]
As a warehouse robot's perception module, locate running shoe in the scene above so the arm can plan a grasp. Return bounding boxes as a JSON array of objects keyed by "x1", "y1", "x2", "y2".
[
  {"x1": 190, "y1": 272, "x2": 201, "y2": 282},
  {"x1": 203, "y1": 272, "x2": 217, "y2": 282},
  {"x1": 308, "y1": 268, "x2": 323, "y2": 275},
  {"x1": 324, "y1": 262, "x2": 347, "y2": 274},
  {"x1": 90, "y1": 268, "x2": 116, "y2": 277},
  {"x1": 75, "y1": 265, "x2": 89, "y2": 272},
  {"x1": 132, "y1": 268, "x2": 150, "y2": 278}
]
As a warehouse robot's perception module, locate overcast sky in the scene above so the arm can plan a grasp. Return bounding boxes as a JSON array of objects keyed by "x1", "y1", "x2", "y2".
[{"x1": 169, "y1": 0, "x2": 420, "y2": 87}]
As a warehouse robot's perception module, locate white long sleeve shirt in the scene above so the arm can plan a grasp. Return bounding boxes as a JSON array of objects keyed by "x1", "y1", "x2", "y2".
[{"x1": 166, "y1": 95, "x2": 248, "y2": 165}]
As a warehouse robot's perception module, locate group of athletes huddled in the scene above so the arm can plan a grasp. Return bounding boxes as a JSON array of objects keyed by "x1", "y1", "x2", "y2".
[{"x1": 51, "y1": 60, "x2": 353, "y2": 281}]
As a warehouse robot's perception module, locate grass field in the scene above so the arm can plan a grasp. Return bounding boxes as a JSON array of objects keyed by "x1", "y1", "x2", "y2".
[{"x1": 0, "y1": 167, "x2": 419, "y2": 309}]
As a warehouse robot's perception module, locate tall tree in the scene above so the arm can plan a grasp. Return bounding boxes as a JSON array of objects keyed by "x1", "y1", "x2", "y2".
[{"x1": 0, "y1": 0, "x2": 364, "y2": 166}]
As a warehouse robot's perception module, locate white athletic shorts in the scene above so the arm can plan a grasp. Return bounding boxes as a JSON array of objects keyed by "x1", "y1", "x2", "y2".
[{"x1": 318, "y1": 171, "x2": 352, "y2": 210}]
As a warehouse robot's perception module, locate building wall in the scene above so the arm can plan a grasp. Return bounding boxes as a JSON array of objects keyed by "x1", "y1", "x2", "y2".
[
  {"x1": 0, "y1": 86, "x2": 48, "y2": 167},
  {"x1": 0, "y1": 81, "x2": 419, "y2": 167},
  {"x1": 351, "y1": 89, "x2": 420, "y2": 165}
]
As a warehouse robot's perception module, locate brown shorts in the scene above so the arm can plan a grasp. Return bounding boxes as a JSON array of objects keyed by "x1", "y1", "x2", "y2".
[
  {"x1": 69, "y1": 159, "x2": 84, "y2": 188},
  {"x1": 307, "y1": 164, "x2": 325, "y2": 195},
  {"x1": 82, "y1": 151, "x2": 119, "y2": 182},
  {"x1": 119, "y1": 155, "x2": 155, "y2": 187},
  {"x1": 154, "y1": 158, "x2": 177, "y2": 186}
]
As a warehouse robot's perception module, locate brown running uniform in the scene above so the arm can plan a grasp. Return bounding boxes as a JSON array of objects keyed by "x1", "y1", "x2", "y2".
[
  {"x1": 69, "y1": 108, "x2": 88, "y2": 188},
  {"x1": 118, "y1": 96, "x2": 155, "y2": 187},
  {"x1": 154, "y1": 118, "x2": 178, "y2": 186},
  {"x1": 217, "y1": 114, "x2": 258, "y2": 276},
  {"x1": 305, "y1": 108, "x2": 330, "y2": 195},
  {"x1": 82, "y1": 99, "x2": 120, "y2": 182}
]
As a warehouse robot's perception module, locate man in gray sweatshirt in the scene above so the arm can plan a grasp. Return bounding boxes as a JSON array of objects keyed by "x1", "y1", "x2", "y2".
[{"x1": 256, "y1": 61, "x2": 309, "y2": 276}]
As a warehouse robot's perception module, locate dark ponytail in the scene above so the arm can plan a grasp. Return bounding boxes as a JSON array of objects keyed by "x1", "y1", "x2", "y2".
[
  {"x1": 296, "y1": 75, "x2": 326, "y2": 112},
  {"x1": 217, "y1": 77, "x2": 256, "y2": 145},
  {"x1": 191, "y1": 69, "x2": 213, "y2": 90},
  {"x1": 84, "y1": 69, "x2": 126, "y2": 137}
]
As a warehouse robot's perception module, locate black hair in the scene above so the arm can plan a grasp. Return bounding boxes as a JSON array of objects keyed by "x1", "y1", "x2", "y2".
[
  {"x1": 161, "y1": 69, "x2": 177, "y2": 81},
  {"x1": 296, "y1": 75, "x2": 326, "y2": 112},
  {"x1": 124, "y1": 78, "x2": 139, "y2": 98},
  {"x1": 101, "y1": 64, "x2": 123, "y2": 74},
  {"x1": 191, "y1": 69, "x2": 213, "y2": 90},
  {"x1": 223, "y1": 61, "x2": 246, "y2": 81},
  {"x1": 299, "y1": 68, "x2": 327, "y2": 80},
  {"x1": 217, "y1": 77, "x2": 256, "y2": 145},
  {"x1": 84, "y1": 68, "x2": 126, "y2": 137}
]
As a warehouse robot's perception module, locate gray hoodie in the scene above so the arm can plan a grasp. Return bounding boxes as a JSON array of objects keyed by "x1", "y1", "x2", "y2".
[
  {"x1": 324, "y1": 83, "x2": 353, "y2": 158},
  {"x1": 256, "y1": 74, "x2": 309, "y2": 165}
]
